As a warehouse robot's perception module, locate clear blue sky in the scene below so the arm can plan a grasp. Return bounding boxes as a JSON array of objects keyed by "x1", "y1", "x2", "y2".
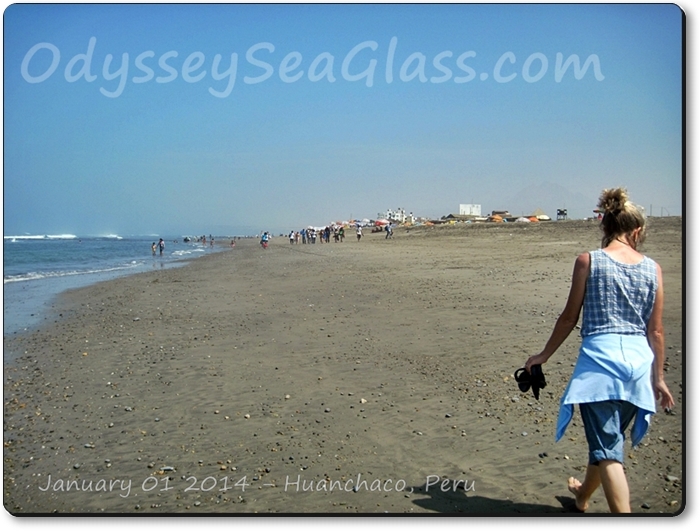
[{"x1": 2, "y1": 3, "x2": 683, "y2": 236}]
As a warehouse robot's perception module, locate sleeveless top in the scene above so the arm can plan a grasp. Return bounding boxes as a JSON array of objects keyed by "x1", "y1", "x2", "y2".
[{"x1": 581, "y1": 249, "x2": 658, "y2": 337}]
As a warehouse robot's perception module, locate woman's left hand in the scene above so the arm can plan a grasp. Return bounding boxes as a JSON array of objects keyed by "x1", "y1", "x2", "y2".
[{"x1": 654, "y1": 378, "x2": 675, "y2": 410}]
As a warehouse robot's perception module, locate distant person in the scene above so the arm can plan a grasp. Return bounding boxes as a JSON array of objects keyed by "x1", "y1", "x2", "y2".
[
  {"x1": 289, "y1": 230, "x2": 295, "y2": 244},
  {"x1": 385, "y1": 224, "x2": 393, "y2": 239},
  {"x1": 356, "y1": 226, "x2": 362, "y2": 241},
  {"x1": 522, "y1": 188, "x2": 674, "y2": 513},
  {"x1": 151, "y1": 242, "x2": 157, "y2": 256},
  {"x1": 158, "y1": 238, "x2": 165, "y2": 256}
]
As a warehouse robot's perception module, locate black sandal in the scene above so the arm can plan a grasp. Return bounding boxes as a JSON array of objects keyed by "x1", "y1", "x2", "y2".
[
  {"x1": 514, "y1": 365, "x2": 547, "y2": 400},
  {"x1": 514, "y1": 367, "x2": 531, "y2": 392}
]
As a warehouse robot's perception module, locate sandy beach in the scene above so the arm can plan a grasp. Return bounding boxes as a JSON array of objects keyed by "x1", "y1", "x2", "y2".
[{"x1": 3, "y1": 218, "x2": 684, "y2": 515}]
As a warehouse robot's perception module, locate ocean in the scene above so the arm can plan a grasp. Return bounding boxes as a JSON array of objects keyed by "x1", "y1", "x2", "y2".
[{"x1": 3, "y1": 234, "x2": 224, "y2": 344}]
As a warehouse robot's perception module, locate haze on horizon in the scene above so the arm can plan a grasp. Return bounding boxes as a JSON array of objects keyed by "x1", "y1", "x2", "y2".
[{"x1": 3, "y1": 3, "x2": 683, "y2": 237}]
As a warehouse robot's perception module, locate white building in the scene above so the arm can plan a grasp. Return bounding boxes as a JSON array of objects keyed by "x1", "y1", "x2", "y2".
[
  {"x1": 459, "y1": 204, "x2": 482, "y2": 216},
  {"x1": 379, "y1": 208, "x2": 415, "y2": 224}
]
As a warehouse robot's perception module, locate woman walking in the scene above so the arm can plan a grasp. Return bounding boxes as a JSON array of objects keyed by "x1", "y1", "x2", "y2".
[{"x1": 523, "y1": 188, "x2": 674, "y2": 513}]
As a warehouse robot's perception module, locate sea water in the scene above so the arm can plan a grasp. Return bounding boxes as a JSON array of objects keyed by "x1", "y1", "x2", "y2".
[{"x1": 3, "y1": 234, "x2": 221, "y2": 343}]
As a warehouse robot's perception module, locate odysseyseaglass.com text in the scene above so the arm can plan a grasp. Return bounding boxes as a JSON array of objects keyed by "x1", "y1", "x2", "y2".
[{"x1": 20, "y1": 36, "x2": 605, "y2": 98}]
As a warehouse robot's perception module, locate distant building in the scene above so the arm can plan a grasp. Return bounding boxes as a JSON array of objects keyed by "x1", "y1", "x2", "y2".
[
  {"x1": 380, "y1": 208, "x2": 414, "y2": 224},
  {"x1": 459, "y1": 204, "x2": 481, "y2": 216}
]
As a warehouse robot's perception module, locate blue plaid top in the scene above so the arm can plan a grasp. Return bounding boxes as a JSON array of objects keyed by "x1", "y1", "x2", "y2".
[{"x1": 581, "y1": 249, "x2": 658, "y2": 337}]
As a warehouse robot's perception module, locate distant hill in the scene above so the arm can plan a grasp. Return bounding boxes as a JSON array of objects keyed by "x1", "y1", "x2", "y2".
[{"x1": 504, "y1": 181, "x2": 595, "y2": 220}]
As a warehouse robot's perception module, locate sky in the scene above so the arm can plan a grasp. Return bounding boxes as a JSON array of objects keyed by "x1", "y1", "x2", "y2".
[{"x1": 2, "y1": 2, "x2": 684, "y2": 236}]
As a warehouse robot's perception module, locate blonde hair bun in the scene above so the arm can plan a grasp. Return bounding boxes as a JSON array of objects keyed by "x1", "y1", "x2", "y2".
[{"x1": 598, "y1": 188, "x2": 629, "y2": 214}]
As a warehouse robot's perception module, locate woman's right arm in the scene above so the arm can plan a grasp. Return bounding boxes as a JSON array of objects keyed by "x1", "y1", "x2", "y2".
[
  {"x1": 524, "y1": 252, "x2": 589, "y2": 372},
  {"x1": 647, "y1": 263, "x2": 675, "y2": 410}
]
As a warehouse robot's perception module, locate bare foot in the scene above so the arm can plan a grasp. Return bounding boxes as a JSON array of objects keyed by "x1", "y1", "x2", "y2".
[{"x1": 568, "y1": 477, "x2": 589, "y2": 512}]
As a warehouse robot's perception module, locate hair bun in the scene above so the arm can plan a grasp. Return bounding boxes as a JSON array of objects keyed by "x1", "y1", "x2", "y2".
[{"x1": 598, "y1": 188, "x2": 629, "y2": 214}]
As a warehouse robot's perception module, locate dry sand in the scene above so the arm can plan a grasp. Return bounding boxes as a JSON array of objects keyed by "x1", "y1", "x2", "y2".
[{"x1": 3, "y1": 218, "x2": 684, "y2": 515}]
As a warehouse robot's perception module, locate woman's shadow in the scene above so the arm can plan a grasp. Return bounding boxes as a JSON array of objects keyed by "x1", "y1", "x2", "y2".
[{"x1": 407, "y1": 479, "x2": 580, "y2": 514}]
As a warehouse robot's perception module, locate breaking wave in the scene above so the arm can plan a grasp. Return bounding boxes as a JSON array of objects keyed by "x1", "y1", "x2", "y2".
[{"x1": 4, "y1": 234, "x2": 78, "y2": 241}]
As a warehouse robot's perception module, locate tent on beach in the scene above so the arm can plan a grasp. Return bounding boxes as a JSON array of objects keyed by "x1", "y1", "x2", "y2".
[{"x1": 531, "y1": 208, "x2": 551, "y2": 221}]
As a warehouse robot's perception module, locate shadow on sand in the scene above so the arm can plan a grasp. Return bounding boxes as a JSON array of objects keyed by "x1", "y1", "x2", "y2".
[{"x1": 407, "y1": 481, "x2": 583, "y2": 515}]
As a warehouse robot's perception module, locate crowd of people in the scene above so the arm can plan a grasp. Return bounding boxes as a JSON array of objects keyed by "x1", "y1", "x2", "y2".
[
  {"x1": 253, "y1": 221, "x2": 403, "y2": 248},
  {"x1": 276, "y1": 223, "x2": 395, "y2": 246},
  {"x1": 283, "y1": 225, "x2": 351, "y2": 245}
]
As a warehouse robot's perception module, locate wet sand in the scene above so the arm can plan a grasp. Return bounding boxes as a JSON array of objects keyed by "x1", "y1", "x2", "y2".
[{"x1": 3, "y1": 218, "x2": 684, "y2": 514}]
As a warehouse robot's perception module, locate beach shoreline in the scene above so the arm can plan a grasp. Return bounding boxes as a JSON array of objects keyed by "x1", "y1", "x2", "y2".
[
  {"x1": 2, "y1": 237, "x2": 234, "y2": 346},
  {"x1": 3, "y1": 218, "x2": 684, "y2": 514}
]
